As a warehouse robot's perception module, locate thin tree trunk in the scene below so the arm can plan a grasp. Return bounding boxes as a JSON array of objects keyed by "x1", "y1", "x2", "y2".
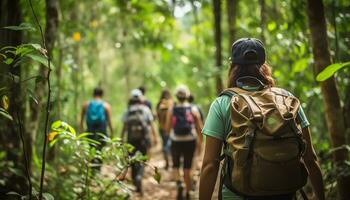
[
  {"x1": 213, "y1": 0, "x2": 224, "y2": 94},
  {"x1": 56, "y1": 36, "x2": 63, "y2": 119},
  {"x1": 306, "y1": 0, "x2": 350, "y2": 199},
  {"x1": 172, "y1": 0, "x2": 176, "y2": 17},
  {"x1": 259, "y1": 0, "x2": 266, "y2": 43},
  {"x1": 70, "y1": 4, "x2": 81, "y2": 125},
  {"x1": 27, "y1": 0, "x2": 59, "y2": 162},
  {"x1": 226, "y1": 0, "x2": 238, "y2": 51}
]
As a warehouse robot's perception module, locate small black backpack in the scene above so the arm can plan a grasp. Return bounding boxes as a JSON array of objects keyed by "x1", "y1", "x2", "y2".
[
  {"x1": 172, "y1": 106, "x2": 194, "y2": 136},
  {"x1": 127, "y1": 106, "x2": 148, "y2": 142}
]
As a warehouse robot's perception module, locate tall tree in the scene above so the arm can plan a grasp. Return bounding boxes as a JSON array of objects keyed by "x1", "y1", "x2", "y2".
[
  {"x1": 306, "y1": 0, "x2": 350, "y2": 199},
  {"x1": 226, "y1": 0, "x2": 238, "y2": 51},
  {"x1": 213, "y1": 0, "x2": 224, "y2": 93},
  {"x1": 27, "y1": 0, "x2": 59, "y2": 161},
  {"x1": 259, "y1": 0, "x2": 266, "y2": 43},
  {"x1": 0, "y1": 0, "x2": 27, "y2": 195}
]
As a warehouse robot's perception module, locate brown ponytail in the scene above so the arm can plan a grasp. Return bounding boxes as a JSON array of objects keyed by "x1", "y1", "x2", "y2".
[{"x1": 227, "y1": 63, "x2": 275, "y2": 88}]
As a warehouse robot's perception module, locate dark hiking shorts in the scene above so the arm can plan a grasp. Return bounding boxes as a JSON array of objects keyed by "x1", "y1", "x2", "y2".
[
  {"x1": 171, "y1": 139, "x2": 196, "y2": 169},
  {"x1": 87, "y1": 122, "x2": 107, "y2": 150}
]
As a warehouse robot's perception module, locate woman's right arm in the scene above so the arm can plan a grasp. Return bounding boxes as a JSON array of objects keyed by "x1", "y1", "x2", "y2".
[
  {"x1": 199, "y1": 136, "x2": 223, "y2": 200},
  {"x1": 302, "y1": 127, "x2": 325, "y2": 200}
]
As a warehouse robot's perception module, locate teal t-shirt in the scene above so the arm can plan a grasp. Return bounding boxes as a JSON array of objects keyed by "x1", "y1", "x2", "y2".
[{"x1": 202, "y1": 88, "x2": 310, "y2": 199}]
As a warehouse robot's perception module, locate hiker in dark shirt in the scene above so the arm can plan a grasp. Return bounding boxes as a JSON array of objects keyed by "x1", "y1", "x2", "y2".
[{"x1": 121, "y1": 89, "x2": 158, "y2": 195}]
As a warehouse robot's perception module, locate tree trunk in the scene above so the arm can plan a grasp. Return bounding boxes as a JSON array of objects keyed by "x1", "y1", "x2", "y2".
[
  {"x1": 27, "y1": 0, "x2": 59, "y2": 161},
  {"x1": 213, "y1": 0, "x2": 224, "y2": 94},
  {"x1": 226, "y1": 0, "x2": 238, "y2": 52},
  {"x1": 172, "y1": 0, "x2": 176, "y2": 17},
  {"x1": 0, "y1": 0, "x2": 28, "y2": 195},
  {"x1": 259, "y1": 0, "x2": 266, "y2": 43},
  {"x1": 306, "y1": 0, "x2": 350, "y2": 199},
  {"x1": 56, "y1": 36, "x2": 63, "y2": 119}
]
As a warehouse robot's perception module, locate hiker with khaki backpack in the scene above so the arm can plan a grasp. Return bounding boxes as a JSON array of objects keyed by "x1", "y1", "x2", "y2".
[
  {"x1": 199, "y1": 38, "x2": 325, "y2": 200},
  {"x1": 156, "y1": 88, "x2": 174, "y2": 170}
]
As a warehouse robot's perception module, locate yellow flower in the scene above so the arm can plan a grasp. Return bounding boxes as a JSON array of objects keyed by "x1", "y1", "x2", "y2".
[
  {"x1": 48, "y1": 132, "x2": 58, "y2": 141},
  {"x1": 73, "y1": 32, "x2": 81, "y2": 42}
]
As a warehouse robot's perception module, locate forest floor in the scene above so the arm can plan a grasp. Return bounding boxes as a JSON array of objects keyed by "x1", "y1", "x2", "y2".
[{"x1": 128, "y1": 144, "x2": 203, "y2": 200}]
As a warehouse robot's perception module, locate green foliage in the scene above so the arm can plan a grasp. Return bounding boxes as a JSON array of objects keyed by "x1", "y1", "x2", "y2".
[
  {"x1": 4, "y1": 22, "x2": 36, "y2": 31},
  {"x1": 0, "y1": 107, "x2": 12, "y2": 121},
  {"x1": 320, "y1": 145, "x2": 350, "y2": 198},
  {"x1": 1, "y1": 0, "x2": 350, "y2": 198},
  {"x1": 0, "y1": 43, "x2": 54, "y2": 69},
  {"x1": 316, "y1": 62, "x2": 350, "y2": 81},
  {"x1": 42, "y1": 120, "x2": 157, "y2": 199}
]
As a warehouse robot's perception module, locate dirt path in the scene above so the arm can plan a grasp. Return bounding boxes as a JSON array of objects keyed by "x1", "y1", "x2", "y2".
[{"x1": 128, "y1": 144, "x2": 202, "y2": 200}]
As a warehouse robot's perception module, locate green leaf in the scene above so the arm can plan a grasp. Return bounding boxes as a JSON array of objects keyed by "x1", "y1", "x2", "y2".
[
  {"x1": 3, "y1": 23, "x2": 35, "y2": 31},
  {"x1": 15, "y1": 46, "x2": 34, "y2": 56},
  {"x1": 124, "y1": 143, "x2": 135, "y2": 153},
  {"x1": 0, "y1": 46, "x2": 16, "y2": 52},
  {"x1": 3, "y1": 58, "x2": 13, "y2": 65},
  {"x1": 43, "y1": 193, "x2": 54, "y2": 200},
  {"x1": 26, "y1": 89, "x2": 38, "y2": 105},
  {"x1": 25, "y1": 43, "x2": 42, "y2": 50},
  {"x1": 51, "y1": 120, "x2": 62, "y2": 130},
  {"x1": 80, "y1": 138, "x2": 101, "y2": 145},
  {"x1": 76, "y1": 132, "x2": 92, "y2": 139},
  {"x1": 7, "y1": 191, "x2": 21, "y2": 196},
  {"x1": 0, "y1": 108, "x2": 13, "y2": 121},
  {"x1": 2, "y1": 95, "x2": 9, "y2": 110},
  {"x1": 25, "y1": 53, "x2": 55, "y2": 69},
  {"x1": 49, "y1": 138, "x2": 59, "y2": 147},
  {"x1": 316, "y1": 62, "x2": 350, "y2": 81},
  {"x1": 66, "y1": 124, "x2": 76, "y2": 136},
  {"x1": 0, "y1": 53, "x2": 6, "y2": 59},
  {"x1": 153, "y1": 167, "x2": 161, "y2": 184}
]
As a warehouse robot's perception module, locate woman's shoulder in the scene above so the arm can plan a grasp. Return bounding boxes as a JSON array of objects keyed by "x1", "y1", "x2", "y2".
[
  {"x1": 214, "y1": 94, "x2": 232, "y2": 105},
  {"x1": 207, "y1": 95, "x2": 232, "y2": 117}
]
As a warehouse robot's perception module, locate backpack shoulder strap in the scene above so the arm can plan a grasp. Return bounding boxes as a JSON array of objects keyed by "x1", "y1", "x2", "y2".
[{"x1": 219, "y1": 87, "x2": 245, "y2": 98}]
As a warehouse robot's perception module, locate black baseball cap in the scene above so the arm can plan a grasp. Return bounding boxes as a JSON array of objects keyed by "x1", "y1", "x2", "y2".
[{"x1": 230, "y1": 38, "x2": 266, "y2": 65}]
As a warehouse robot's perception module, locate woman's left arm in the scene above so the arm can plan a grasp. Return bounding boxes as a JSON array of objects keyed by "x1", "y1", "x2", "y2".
[
  {"x1": 199, "y1": 136, "x2": 223, "y2": 200},
  {"x1": 302, "y1": 127, "x2": 325, "y2": 200}
]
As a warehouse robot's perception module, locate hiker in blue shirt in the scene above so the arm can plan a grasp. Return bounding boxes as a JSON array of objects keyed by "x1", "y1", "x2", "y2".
[{"x1": 80, "y1": 87, "x2": 114, "y2": 144}]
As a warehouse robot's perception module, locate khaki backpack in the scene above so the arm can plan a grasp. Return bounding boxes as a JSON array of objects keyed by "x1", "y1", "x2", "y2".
[
  {"x1": 221, "y1": 87, "x2": 308, "y2": 197},
  {"x1": 157, "y1": 99, "x2": 172, "y2": 130}
]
